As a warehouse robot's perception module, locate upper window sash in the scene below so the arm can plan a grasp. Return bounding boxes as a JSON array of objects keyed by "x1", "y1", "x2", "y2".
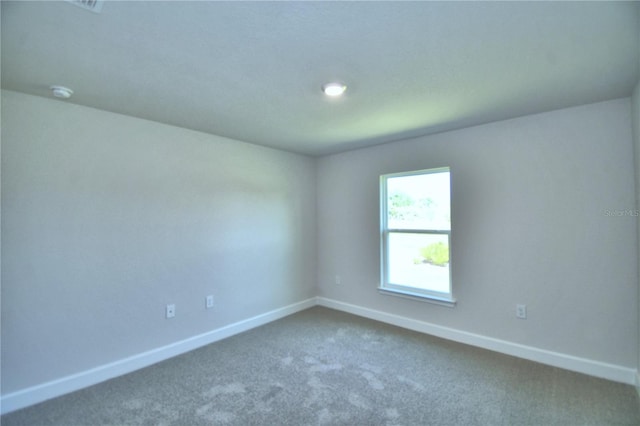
[{"x1": 382, "y1": 167, "x2": 451, "y2": 232}]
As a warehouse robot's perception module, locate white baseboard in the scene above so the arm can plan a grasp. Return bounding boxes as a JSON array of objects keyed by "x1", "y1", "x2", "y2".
[
  {"x1": 0, "y1": 297, "x2": 317, "y2": 415},
  {"x1": 317, "y1": 297, "x2": 637, "y2": 386},
  {"x1": 3, "y1": 296, "x2": 636, "y2": 415}
]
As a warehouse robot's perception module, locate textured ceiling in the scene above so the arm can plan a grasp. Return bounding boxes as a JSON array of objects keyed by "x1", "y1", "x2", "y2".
[{"x1": 2, "y1": 1, "x2": 639, "y2": 156}]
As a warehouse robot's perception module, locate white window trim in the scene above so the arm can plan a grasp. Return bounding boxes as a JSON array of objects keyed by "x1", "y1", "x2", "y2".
[
  {"x1": 377, "y1": 287, "x2": 456, "y2": 307},
  {"x1": 379, "y1": 167, "x2": 456, "y2": 307}
]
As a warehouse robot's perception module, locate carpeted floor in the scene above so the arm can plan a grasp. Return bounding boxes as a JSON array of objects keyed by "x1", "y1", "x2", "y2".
[{"x1": 2, "y1": 306, "x2": 639, "y2": 425}]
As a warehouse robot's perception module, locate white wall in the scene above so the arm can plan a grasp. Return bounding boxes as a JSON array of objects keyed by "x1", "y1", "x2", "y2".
[
  {"x1": 317, "y1": 98, "x2": 637, "y2": 369},
  {"x1": 0, "y1": 90, "x2": 317, "y2": 394},
  {"x1": 2, "y1": 89, "x2": 638, "y2": 409}
]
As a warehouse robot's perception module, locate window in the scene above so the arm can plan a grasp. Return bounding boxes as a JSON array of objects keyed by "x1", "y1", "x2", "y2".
[{"x1": 379, "y1": 167, "x2": 454, "y2": 306}]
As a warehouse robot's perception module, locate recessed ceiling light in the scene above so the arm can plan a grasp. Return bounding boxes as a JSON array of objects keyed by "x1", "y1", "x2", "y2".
[
  {"x1": 50, "y1": 85, "x2": 73, "y2": 99},
  {"x1": 322, "y1": 82, "x2": 347, "y2": 97}
]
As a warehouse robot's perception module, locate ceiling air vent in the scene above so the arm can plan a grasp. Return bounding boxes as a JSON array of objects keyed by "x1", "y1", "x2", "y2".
[{"x1": 65, "y1": 0, "x2": 104, "y2": 13}]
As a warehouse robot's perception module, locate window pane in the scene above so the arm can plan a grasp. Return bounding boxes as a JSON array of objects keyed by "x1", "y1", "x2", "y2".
[
  {"x1": 387, "y1": 232, "x2": 450, "y2": 293},
  {"x1": 387, "y1": 172, "x2": 450, "y2": 230}
]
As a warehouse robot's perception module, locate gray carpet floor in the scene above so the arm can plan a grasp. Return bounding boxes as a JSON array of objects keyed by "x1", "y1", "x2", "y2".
[{"x1": 2, "y1": 306, "x2": 639, "y2": 425}]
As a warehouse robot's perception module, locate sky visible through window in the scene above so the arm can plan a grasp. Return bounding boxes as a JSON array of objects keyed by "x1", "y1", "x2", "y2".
[{"x1": 386, "y1": 172, "x2": 450, "y2": 230}]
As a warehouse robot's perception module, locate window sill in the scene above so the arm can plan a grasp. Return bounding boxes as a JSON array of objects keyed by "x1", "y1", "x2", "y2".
[{"x1": 377, "y1": 287, "x2": 457, "y2": 308}]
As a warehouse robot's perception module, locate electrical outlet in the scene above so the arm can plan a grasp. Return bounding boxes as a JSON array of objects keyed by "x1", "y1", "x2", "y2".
[
  {"x1": 335, "y1": 275, "x2": 342, "y2": 285},
  {"x1": 516, "y1": 304, "x2": 527, "y2": 319},
  {"x1": 206, "y1": 295, "x2": 214, "y2": 309},
  {"x1": 166, "y1": 304, "x2": 176, "y2": 319}
]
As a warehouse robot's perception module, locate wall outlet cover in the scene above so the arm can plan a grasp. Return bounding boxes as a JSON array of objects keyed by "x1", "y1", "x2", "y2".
[{"x1": 166, "y1": 304, "x2": 176, "y2": 318}]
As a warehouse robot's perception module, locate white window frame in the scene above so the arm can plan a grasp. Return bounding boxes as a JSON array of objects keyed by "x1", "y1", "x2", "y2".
[{"x1": 379, "y1": 167, "x2": 455, "y2": 307}]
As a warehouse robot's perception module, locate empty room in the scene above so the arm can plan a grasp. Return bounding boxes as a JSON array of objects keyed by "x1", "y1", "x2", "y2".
[{"x1": 1, "y1": 1, "x2": 640, "y2": 425}]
